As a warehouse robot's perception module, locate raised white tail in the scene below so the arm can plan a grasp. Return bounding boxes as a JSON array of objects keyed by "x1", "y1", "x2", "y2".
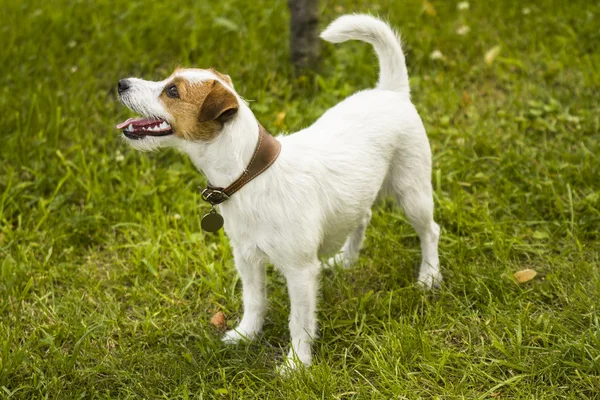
[{"x1": 320, "y1": 14, "x2": 409, "y2": 94}]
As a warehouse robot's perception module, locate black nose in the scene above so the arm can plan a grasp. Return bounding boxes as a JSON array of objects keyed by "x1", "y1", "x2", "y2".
[{"x1": 118, "y1": 79, "x2": 130, "y2": 94}]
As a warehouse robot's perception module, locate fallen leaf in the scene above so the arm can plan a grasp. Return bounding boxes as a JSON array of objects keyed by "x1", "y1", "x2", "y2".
[
  {"x1": 274, "y1": 111, "x2": 286, "y2": 128},
  {"x1": 532, "y1": 230, "x2": 549, "y2": 239},
  {"x1": 422, "y1": 0, "x2": 437, "y2": 16},
  {"x1": 213, "y1": 17, "x2": 240, "y2": 32},
  {"x1": 210, "y1": 311, "x2": 226, "y2": 330},
  {"x1": 456, "y1": 25, "x2": 470, "y2": 35},
  {"x1": 484, "y1": 45, "x2": 501, "y2": 65},
  {"x1": 457, "y1": 1, "x2": 470, "y2": 10},
  {"x1": 430, "y1": 49, "x2": 444, "y2": 60},
  {"x1": 491, "y1": 393, "x2": 502, "y2": 398},
  {"x1": 514, "y1": 269, "x2": 537, "y2": 283},
  {"x1": 462, "y1": 91, "x2": 471, "y2": 106}
]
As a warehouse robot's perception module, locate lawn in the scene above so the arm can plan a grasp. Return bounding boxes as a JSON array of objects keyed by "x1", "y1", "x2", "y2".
[{"x1": 1, "y1": 0, "x2": 599, "y2": 398}]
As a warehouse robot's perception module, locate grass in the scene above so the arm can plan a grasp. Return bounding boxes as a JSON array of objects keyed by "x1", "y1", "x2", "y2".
[{"x1": 1, "y1": 0, "x2": 599, "y2": 398}]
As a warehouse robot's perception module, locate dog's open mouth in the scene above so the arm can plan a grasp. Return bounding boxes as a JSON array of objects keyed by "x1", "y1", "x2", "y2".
[{"x1": 116, "y1": 117, "x2": 174, "y2": 140}]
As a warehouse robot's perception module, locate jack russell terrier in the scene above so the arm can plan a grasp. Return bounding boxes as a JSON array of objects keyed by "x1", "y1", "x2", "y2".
[{"x1": 116, "y1": 14, "x2": 441, "y2": 372}]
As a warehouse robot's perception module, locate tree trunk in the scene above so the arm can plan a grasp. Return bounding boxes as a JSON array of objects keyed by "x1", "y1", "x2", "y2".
[{"x1": 288, "y1": 0, "x2": 320, "y2": 71}]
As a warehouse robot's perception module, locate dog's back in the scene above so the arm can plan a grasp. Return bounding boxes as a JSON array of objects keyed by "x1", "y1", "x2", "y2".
[{"x1": 268, "y1": 15, "x2": 432, "y2": 256}]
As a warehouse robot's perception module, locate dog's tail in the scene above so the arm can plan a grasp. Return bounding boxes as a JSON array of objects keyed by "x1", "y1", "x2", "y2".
[{"x1": 320, "y1": 14, "x2": 409, "y2": 94}]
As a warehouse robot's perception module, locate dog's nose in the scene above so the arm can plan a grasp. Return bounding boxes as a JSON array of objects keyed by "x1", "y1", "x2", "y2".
[{"x1": 118, "y1": 79, "x2": 130, "y2": 94}]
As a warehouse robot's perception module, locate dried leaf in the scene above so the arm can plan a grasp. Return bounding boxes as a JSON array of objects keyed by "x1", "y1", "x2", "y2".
[
  {"x1": 430, "y1": 50, "x2": 444, "y2": 60},
  {"x1": 457, "y1": 2, "x2": 470, "y2": 11},
  {"x1": 514, "y1": 269, "x2": 537, "y2": 283},
  {"x1": 274, "y1": 111, "x2": 286, "y2": 128},
  {"x1": 456, "y1": 25, "x2": 470, "y2": 35},
  {"x1": 485, "y1": 45, "x2": 501, "y2": 65},
  {"x1": 210, "y1": 311, "x2": 226, "y2": 330},
  {"x1": 462, "y1": 91, "x2": 471, "y2": 106},
  {"x1": 214, "y1": 17, "x2": 240, "y2": 32},
  {"x1": 422, "y1": 0, "x2": 437, "y2": 16}
]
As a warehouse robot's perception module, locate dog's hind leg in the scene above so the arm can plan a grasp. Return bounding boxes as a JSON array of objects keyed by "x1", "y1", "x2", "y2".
[
  {"x1": 324, "y1": 209, "x2": 372, "y2": 269},
  {"x1": 388, "y1": 153, "x2": 442, "y2": 289}
]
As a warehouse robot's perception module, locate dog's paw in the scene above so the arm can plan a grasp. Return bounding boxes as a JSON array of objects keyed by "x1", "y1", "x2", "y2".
[
  {"x1": 277, "y1": 352, "x2": 311, "y2": 376},
  {"x1": 417, "y1": 270, "x2": 443, "y2": 290},
  {"x1": 323, "y1": 252, "x2": 355, "y2": 269},
  {"x1": 323, "y1": 253, "x2": 342, "y2": 269},
  {"x1": 222, "y1": 327, "x2": 257, "y2": 344}
]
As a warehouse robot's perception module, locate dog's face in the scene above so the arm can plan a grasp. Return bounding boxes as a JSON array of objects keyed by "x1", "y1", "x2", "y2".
[{"x1": 117, "y1": 68, "x2": 238, "y2": 151}]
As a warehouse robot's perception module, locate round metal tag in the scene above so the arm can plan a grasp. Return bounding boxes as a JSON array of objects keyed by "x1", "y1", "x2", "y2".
[{"x1": 201, "y1": 211, "x2": 224, "y2": 232}]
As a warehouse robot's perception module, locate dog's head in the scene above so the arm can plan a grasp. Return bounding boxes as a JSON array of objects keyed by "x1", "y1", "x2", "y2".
[{"x1": 116, "y1": 68, "x2": 238, "y2": 151}]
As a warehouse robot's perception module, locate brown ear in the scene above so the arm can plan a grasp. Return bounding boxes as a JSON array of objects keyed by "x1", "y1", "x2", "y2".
[
  {"x1": 210, "y1": 68, "x2": 234, "y2": 88},
  {"x1": 198, "y1": 80, "x2": 239, "y2": 123},
  {"x1": 222, "y1": 74, "x2": 233, "y2": 88}
]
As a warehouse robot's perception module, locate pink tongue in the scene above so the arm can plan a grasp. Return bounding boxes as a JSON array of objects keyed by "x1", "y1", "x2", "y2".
[
  {"x1": 116, "y1": 117, "x2": 160, "y2": 129},
  {"x1": 116, "y1": 118, "x2": 135, "y2": 129}
]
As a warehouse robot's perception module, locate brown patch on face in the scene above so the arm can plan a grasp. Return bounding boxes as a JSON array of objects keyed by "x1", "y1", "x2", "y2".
[{"x1": 159, "y1": 74, "x2": 238, "y2": 141}]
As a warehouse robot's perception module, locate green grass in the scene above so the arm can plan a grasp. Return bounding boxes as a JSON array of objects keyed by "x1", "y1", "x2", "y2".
[{"x1": 1, "y1": 0, "x2": 599, "y2": 398}]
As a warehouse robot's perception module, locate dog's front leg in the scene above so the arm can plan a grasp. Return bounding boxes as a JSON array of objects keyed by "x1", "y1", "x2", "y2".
[
  {"x1": 279, "y1": 261, "x2": 320, "y2": 372},
  {"x1": 222, "y1": 249, "x2": 266, "y2": 344}
]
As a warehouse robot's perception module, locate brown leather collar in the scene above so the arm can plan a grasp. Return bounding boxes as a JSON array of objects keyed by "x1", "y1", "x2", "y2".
[{"x1": 200, "y1": 124, "x2": 281, "y2": 206}]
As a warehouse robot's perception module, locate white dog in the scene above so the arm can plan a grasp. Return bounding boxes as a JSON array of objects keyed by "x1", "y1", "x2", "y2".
[{"x1": 117, "y1": 14, "x2": 441, "y2": 371}]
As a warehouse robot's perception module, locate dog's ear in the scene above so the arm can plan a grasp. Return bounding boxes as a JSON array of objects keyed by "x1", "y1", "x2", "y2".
[
  {"x1": 210, "y1": 68, "x2": 234, "y2": 88},
  {"x1": 221, "y1": 74, "x2": 234, "y2": 88},
  {"x1": 198, "y1": 80, "x2": 239, "y2": 124}
]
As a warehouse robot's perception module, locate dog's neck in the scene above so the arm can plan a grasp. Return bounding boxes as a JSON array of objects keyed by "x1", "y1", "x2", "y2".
[{"x1": 182, "y1": 103, "x2": 260, "y2": 188}]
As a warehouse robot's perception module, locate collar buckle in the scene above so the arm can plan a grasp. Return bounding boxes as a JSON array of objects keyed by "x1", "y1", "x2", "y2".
[{"x1": 200, "y1": 187, "x2": 229, "y2": 205}]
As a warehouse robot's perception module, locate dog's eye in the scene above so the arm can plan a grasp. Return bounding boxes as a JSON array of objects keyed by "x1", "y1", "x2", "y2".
[{"x1": 166, "y1": 85, "x2": 179, "y2": 99}]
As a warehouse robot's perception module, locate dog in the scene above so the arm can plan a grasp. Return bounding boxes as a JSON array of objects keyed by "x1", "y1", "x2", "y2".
[{"x1": 116, "y1": 14, "x2": 441, "y2": 372}]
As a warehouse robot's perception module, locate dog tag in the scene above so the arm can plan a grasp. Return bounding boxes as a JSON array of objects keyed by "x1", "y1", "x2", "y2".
[{"x1": 201, "y1": 208, "x2": 224, "y2": 232}]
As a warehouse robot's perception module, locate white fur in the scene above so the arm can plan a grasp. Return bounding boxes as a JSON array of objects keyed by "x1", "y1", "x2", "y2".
[
  {"x1": 320, "y1": 14, "x2": 410, "y2": 93},
  {"x1": 119, "y1": 14, "x2": 441, "y2": 372}
]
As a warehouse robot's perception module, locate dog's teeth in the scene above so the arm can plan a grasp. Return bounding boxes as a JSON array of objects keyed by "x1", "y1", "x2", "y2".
[
  {"x1": 126, "y1": 125, "x2": 133, "y2": 132},
  {"x1": 159, "y1": 122, "x2": 168, "y2": 129}
]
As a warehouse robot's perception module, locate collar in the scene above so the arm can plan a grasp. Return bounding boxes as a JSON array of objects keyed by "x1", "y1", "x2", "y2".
[{"x1": 200, "y1": 124, "x2": 281, "y2": 206}]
